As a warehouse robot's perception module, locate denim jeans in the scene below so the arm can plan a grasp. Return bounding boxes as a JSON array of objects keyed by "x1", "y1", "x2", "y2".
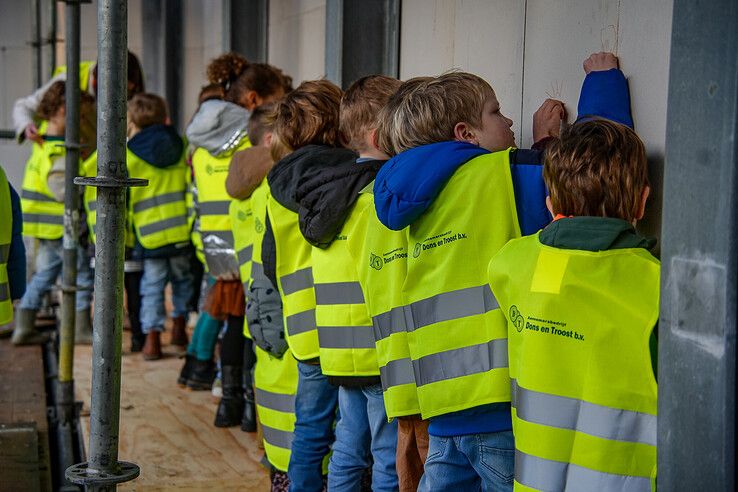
[
  {"x1": 288, "y1": 361, "x2": 338, "y2": 492},
  {"x1": 329, "y1": 384, "x2": 398, "y2": 492},
  {"x1": 140, "y1": 253, "x2": 194, "y2": 333},
  {"x1": 20, "y1": 239, "x2": 93, "y2": 311},
  {"x1": 419, "y1": 430, "x2": 514, "y2": 492}
]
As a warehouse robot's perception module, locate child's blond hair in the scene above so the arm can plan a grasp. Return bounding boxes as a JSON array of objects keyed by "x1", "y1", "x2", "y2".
[
  {"x1": 377, "y1": 72, "x2": 494, "y2": 156},
  {"x1": 544, "y1": 119, "x2": 648, "y2": 223},
  {"x1": 339, "y1": 75, "x2": 402, "y2": 154}
]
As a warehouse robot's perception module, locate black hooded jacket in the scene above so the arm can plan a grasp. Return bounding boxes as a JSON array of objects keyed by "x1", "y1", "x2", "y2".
[{"x1": 291, "y1": 153, "x2": 386, "y2": 387}]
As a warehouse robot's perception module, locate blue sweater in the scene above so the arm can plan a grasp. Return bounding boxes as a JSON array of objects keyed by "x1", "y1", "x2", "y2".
[
  {"x1": 373, "y1": 68, "x2": 633, "y2": 437},
  {"x1": 8, "y1": 182, "x2": 26, "y2": 300}
]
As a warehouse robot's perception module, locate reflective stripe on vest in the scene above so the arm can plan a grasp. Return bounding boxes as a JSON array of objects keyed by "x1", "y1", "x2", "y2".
[
  {"x1": 268, "y1": 194, "x2": 319, "y2": 360},
  {"x1": 254, "y1": 345, "x2": 298, "y2": 472},
  {"x1": 0, "y1": 166, "x2": 12, "y2": 324},
  {"x1": 345, "y1": 192, "x2": 420, "y2": 417},
  {"x1": 313, "y1": 197, "x2": 379, "y2": 377},
  {"x1": 127, "y1": 147, "x2": 190, "y2": 249},
  {"x1": 402, "y1": 150, "x2": 519, "y2": 419},
  {"x1": 20, "y1": 140, "x2": 65, "y2": 239},
  {"x1": 488, "y1": 232, "x2": 659, "y2": 489}
]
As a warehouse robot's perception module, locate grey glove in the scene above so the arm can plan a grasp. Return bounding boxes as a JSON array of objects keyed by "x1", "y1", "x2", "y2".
[{"x1": 246, "y1": 273, "x2": 288, "y2": 358}]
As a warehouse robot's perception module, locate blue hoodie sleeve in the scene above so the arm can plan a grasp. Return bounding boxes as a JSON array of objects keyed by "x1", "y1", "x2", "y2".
[
  {"x1": 512, "y1": 68, "x2": 634, "y2": 235},
  {"x1": 7, "y1": 183, "x2": 26, "y2": 300},
  {"x1": 577, "y1": 68, "x2": 633, "y2": 128}
]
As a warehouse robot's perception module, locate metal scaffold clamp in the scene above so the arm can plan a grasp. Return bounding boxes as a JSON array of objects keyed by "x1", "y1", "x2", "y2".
[{"x1": 66, "y1": 461, "x2": 140, "y2": 487}]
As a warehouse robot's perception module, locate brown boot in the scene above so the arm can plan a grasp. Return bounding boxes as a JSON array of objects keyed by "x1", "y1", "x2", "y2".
[
  {"x1": 142, "y1": 331, "x2": 162, "y2": 360},
  {"x1": 170, "y1": 316, "x2": 188, "y2": 347}
]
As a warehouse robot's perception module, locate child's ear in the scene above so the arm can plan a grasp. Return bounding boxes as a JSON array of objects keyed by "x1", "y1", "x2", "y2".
[
  {"x1": 369, "y1": 128, "x2": 381, "y2": 151},
  {"x1": 244, "y1": 90, "x2": 260, "y2": 111},
  {"x1": 453, "y1": 122, "x2": 478, "y2": 145},
  {"x1": 635, "y1": 186, "x2": 650, "y2": 222},
  {"x1": 546, "y1": 195, "x2": 555, "y2": 218}
]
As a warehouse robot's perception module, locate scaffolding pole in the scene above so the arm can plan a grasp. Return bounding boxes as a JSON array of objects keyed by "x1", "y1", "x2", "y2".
[
  {"x1": 66, "y1": 0, "x2": 144, "y2": 488},
  {"x1": 47, "y1": 0, "x2": 57, "y2": 79},
  {"x1": 56, "y1": 0, "x2": 81, "y2": 487}
]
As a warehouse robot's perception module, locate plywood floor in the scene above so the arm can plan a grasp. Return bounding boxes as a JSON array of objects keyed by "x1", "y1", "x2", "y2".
[{"x1": 73, "y1": 331, "x2": 270, "y2": 491}]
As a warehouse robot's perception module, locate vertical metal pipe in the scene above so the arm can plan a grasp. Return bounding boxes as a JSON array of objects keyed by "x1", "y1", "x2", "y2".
[
  {"x1": 87, "y1": 0, "x2": 128, "y2": 477},
  {"x1": 31, "y1": 0, "x2": 43, "y2": 88},
  {"x1": 58, "y1": 0, "x2": 81, "y2": 407},
  {"x1": 47, "y1": 0, "x2": 57, "y2": 79}
]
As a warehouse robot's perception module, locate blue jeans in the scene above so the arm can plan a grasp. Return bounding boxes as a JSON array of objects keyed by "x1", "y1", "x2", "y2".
[
  {"x1": 140, "y1": 253, "x2": 194, "y2": 333},
  {"x1": 288, "y1": 361, "x2": 338, "y2": 492},
  {"x1": 419, "y1": 431, "x2": 514, "y2": 492},
  {"x1": 20, "y1": 239, "x2": 93, "y2": 311},
  {"x1": 329, "y1": 384, "x2": 398, "y2": 492}
]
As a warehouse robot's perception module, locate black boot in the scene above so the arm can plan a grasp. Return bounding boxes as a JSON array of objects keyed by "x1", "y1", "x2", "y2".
[
  {"x1": 214, "y1": 365, "x2": 244, "y2": 427},
  {"x1": 186, "y1": 357, "x2": 215, "y2": 391},
  {"x1": 177, "y1": 354, "x2": 194, "y2": 387},
  {"x1": 241, "y1": 384, "x2": 257, "y2": 432},
  {"x1": 130, "y1": 333, "x2": 146, "y2": 353}
]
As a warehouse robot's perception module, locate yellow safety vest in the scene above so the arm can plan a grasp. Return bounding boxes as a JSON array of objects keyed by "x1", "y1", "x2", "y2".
[
  {"x1": 254, "y1": 345, "x2": 299, "y2": 472},
  {"x1": 313, "y1": 197, "x2": 378, "y2": 377},
  {"x1": 82, "y1": 151, "x2": 133, "y2": 248},
  {"x1": 488, "y1": 232, "x2": 659, "y2": 491},
  {"x1": 20, "y1": 139, "x2": 66, "y2": 239},
  {"x1": 401, "y1": 150, "x2": 520, "y2": 419},
  {"x1": 127, "y1": 149, "x2": 190, "y2": 249},
  {"x1": 230, "y1": 193, "x2": 255, "y2": 293},
  {"x1": 52, "y1": 61, "x2": 94, "y2": 93},
  {"x1": 0, "y1": 165, "x2": 13, "y2": 324},
  {"x1": 191, "y1": 136, "x2": 251, "y2": 270},
  {"x1": 268, "y1": 196, "x2": 319, "y2": 361},
  {"x1": 346, "y1": 191, "x2": 420, "y2": 418}
]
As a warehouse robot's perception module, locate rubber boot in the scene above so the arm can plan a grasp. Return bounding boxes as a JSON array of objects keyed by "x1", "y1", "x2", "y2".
[
  {"x1": 11, "y1": 309, "x2": 49, "y2": 345},
  {"x1": 170, "y1": 315, "x2": 188, "y2": 348},
  {"x1": 178, "y1": 354, "x2": 194, "y2": 387},
  {"x1": 241, "y1": 384, "x2": 257, "y2": 432},
  {"x1": 130, "y1": 333, "x2": 146, "y2": 353},
  {"x1": 75, "y1": 308, "x2": 93, "y2": 345},
  {"x1": 187, "y1": 357, "x2": 215, "y2": 391},
  {"x1": 214, "y1": 365, "x2": 245, "y2": 427},
  {"x1": 142, "y1": 331, "x2": 162, "y2": 360}
]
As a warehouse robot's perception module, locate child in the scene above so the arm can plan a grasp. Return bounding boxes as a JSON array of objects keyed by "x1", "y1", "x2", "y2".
[
  {"x1": 372, "y1": 52, "x2": 631, "y2": 490},
  {"x1": 0, "y1": 163, "x2": 26, "y2": 335},
  {"x1": 179, "y1": 54, "x2": 287, "y2": 389},
  {"x1": 266, "y1": 80, "x2": 355, "y2": 491},
  {"x1": 14, "y1": 81, "x2": 95, "y2": 345},
  {"x1": 296, "y1": 75, "x2": 402, "y2": 491},
  {"x1": 126, "y1": 93, "x2": 194, "y2": 360},
  {"x1": 488, "y1": 119, "x2": 657, "y2": 490}
]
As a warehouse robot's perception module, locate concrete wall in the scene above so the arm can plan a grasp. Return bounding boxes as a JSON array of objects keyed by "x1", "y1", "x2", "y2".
[
  {"x1": 400, "y1": 0, "x2": 673, "y2": 241},
  {"x1": 268, "y1": 0, "x2": 327, "y2": 85}
]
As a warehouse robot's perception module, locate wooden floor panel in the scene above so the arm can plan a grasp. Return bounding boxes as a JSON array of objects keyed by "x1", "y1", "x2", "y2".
[{"x1": 73, "y1": 331, "x2": 269, "y2": 491}]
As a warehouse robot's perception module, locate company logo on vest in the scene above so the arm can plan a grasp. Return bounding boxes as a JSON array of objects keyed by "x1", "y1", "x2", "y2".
[
  {"x1": 510, "y1": 305, "x2": 525, "y2": 332},
  {"x1": 370, "y1": 253, "x2": 383, "y2": 271},
  {"x1": 254, "y1": 217, "x2": 264, "y2": 233}
]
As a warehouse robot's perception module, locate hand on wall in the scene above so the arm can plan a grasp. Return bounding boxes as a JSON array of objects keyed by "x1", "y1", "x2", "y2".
[
  {"x1": 584, "y1": 52, "x2": 619, "y2": 74},
  {"x1": 533, "y1": 98, "x2": 566, "y2": 143}
]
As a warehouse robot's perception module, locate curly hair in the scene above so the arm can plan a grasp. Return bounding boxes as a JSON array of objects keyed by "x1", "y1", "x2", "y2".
[
  {"x1": 37, "y1": 80, "x2": 66, "y2": 120},
  {"x1": 206, "y1": 52, "x2": 249, "y2": 88},
  {"x1": 269, "y1": 79, "x2": 343, "y2": 162}
]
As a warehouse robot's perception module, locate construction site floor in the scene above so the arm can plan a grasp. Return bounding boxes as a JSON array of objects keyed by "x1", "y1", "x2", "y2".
[{"x1": 73, "y1": 331, "x2": 270, "y2": 491}]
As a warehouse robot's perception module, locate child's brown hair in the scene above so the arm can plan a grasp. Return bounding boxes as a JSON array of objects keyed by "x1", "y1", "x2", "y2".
[
  {"x1": 377, "y1": 72, "x2": 494, "y2": 156},
  {"x1": 544, "y1": 119, "x2": 649, "y2": 222},
  {"x1": 340, "y1": 75, "x2": 402, "y2": 154},
  {"x1": 248, "y1": 103, "x2": 276, "y2": 147},
  {"x1": 270, "y1": 79, "x2": 343, "y2": 161},
  {"x1": 207, "y1": 54, "x2": 285, "y2": 106},
  {"x1": 127, "y1": 93, "x2": 168, "y2": 129},
  {"x1": 37, "y1": 81, "x2": 66, "y2": 120}
]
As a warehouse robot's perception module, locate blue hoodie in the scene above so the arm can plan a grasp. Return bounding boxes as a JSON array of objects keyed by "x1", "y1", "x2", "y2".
[{"x1": 373, "y1": 68, "x2": 633, "y2": 437}]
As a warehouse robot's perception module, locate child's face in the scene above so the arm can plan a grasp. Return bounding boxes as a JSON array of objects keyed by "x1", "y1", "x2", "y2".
[{"x1": 472, "y1": 94, "x2": 515, "y2": 152}]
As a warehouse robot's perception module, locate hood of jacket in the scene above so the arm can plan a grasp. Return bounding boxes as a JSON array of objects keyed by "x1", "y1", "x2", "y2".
[
  {"x1": 296, "y1": 158, "x2": 384, "y2": 248},
  {"x1": 373, "y1": 141, "x2": 487, "y2": 230},
  {"x1": 127, "y1": 124, "x2": 184, "y2": 168},
  {"x1": 185, "y1": 99, "x2": 250, "y2": 157},
  {"x1": 267, "y1": 145, "x2": 357, "y2": 213}
]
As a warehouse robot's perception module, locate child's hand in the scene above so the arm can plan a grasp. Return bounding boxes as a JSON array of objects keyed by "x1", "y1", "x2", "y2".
[
  {"x1": 583, "y1": 52, "x2": 619, "y2": 74},
  {"x1": 24, "y1": 123, "x2": 43, "y2": 145},
  {"x1": 533, "y1": 99, "x2": 566, "y2": 143}
]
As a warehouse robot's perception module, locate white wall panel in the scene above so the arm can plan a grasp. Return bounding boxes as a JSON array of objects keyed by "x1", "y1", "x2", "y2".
[
  {"x1": 268, "y1": 0, "x2": 327, "y2": 84},
  {"x1": 400, "y1": 0, "x2": 526, "y2": 143}
]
